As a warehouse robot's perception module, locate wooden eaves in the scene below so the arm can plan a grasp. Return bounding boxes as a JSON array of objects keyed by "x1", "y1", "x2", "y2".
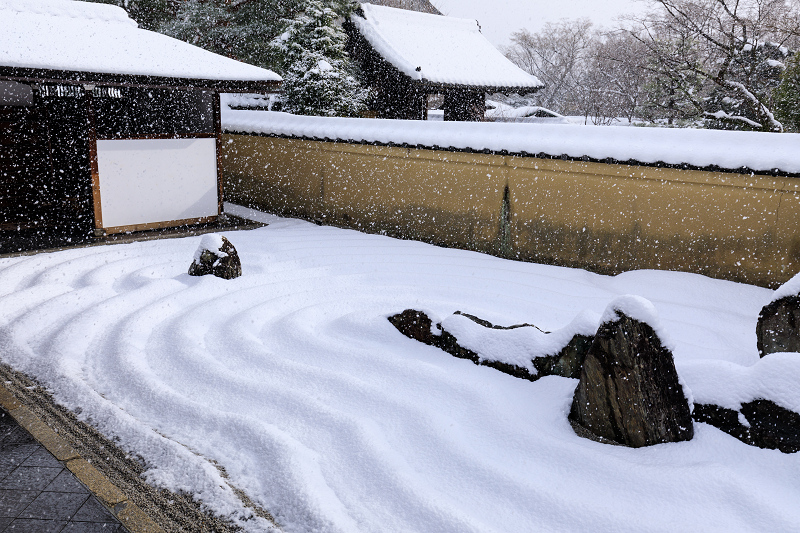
[
  {"x1": 0, "y1": 65, "x2": 282, "y2": 94},
  {"x1": 415, "y1": 79, "x2": 543, "y2": 97}
]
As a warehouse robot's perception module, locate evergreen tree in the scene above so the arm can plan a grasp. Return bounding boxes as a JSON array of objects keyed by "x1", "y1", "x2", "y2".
[
  {"x1": 270, "y1": 1, "x2": 369, "y2": 117},
  {"x1": 159, "y1": 0, "x2": 236, "y2": 58},
  {"x1": 161, "y1": 0, "x2": 308, "y2": 70},
  {"x1": 225, "y1": 0, "x2": 308, "y2": 69},
  {"x1": 83, "y1": 0, "x2": 176, "y2": 32},
  {"x1": 774, "y1": 52, "x2": 800, "y2": 133},
  {"x1": 86, "y1": 0, "x2": 308, "y2": 71}
]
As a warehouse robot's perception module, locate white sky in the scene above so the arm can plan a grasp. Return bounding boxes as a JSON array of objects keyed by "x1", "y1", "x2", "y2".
[{"x1": 430, "y1": 0, "x2": 647, "y2": 48}]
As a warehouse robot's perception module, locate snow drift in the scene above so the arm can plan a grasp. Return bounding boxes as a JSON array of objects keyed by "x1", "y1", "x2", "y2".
[{"x1": 223, "y1": 104, "x2": 800, "y2": 175}]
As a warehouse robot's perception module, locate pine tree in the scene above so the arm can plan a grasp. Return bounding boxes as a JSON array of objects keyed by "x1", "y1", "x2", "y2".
[
  {"x1": 207, "y1": 0, "x2": 308, "y2": 70},
  {"x1": 774, "y1": 52, "x2": 800, "y2": 133},
  {"x1": 86, "y1": 0, "x2": 308, "y2": 71},
  {"x1": 160, "y1": 0, "x2": 309, "y2": 70},
  {"x1": 159, "y1": 0, "x2": 236, "y2": 58},
  {"x1": 270, "y1": 0, "x2": 370, "y2": 117},
  {"x1": 82, "y1": 0, "x2": 176, "y2": 32}
]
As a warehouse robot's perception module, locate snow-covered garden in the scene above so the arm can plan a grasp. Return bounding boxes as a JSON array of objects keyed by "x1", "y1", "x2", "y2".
[
  {"x1": 3, "y1": 1, "x2": 800, "y2": 531},
  {"x1": 1, "y1": 204, "x2": 799, "y2": 532}
]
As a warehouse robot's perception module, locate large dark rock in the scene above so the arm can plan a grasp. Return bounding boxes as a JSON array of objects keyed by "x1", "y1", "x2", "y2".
[
  {"x1": 756, "y1": 295, "x2": 800, "y2": 357},
  {"x1": 438, "y1": 311, "x2": 542, "y2": 380},
  {"x1": 188, "y1": 235, "x2": 242, "y2": 280},
  {"x1": 437, "y1": 328, "x2": 538, "y2": 381},
  {"x1": 388, "y1": 309, "x2": 593, "y2": 381},
  {"x1": 569, "y1": 311, "x2": 694, "y2": 448},
  {"x1": 693, "y1": 400, "x2": 800, "y2": 454}
]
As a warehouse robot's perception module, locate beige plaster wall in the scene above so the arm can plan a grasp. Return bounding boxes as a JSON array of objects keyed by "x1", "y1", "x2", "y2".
[{"x1": 221, "y1": 134, "x2": 800, "y2": 287}]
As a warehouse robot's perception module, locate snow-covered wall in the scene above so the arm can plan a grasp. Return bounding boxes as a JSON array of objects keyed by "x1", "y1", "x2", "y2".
[
  {"x1": 221, "y1": 106, "x2": 800, "y2": 287},
  {"x1": 222, "y1": 108, "x2": 800, "y2": 175},
  {"x1": 220, "y1": 126, "x2": 800, "y2": 288}
]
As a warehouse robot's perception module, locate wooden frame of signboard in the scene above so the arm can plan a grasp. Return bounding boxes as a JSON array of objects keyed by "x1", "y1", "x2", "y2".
[{"x1": 86, "y1": 83, "x2": 220, "y2": 235}]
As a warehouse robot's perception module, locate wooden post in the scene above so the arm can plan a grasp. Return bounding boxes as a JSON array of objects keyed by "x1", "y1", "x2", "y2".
[
  {"x1": 214, "y1": 90, "x2": 224, "y2": 218},
  {"x1": 84, "y1": 84, "x2": 104, "y2": 234}
]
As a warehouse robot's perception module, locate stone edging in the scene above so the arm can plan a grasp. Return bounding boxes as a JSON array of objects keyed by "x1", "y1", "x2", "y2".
[{"x1": 0, "y1": 384, "x2": 165, "y2": 533}]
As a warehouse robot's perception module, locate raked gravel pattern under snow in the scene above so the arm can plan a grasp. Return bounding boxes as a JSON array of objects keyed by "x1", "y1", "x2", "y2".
[{"x1": 0, "y1": 207, "x2": 799, "y2": 532}]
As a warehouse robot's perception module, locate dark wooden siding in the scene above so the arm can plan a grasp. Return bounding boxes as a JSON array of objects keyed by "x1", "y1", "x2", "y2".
[
  {"x1": 38, "y1": 88, "x2": 95, "y2": 242},
  {"x1": 0, "y1": 105, "x2": 55, "y2": 239},
  {"x1": 94, "y1": 87, "x2": 215, "y2": 139},
  {"x1": 1, "y1": 84, "x2": 94, "y2": 254}
]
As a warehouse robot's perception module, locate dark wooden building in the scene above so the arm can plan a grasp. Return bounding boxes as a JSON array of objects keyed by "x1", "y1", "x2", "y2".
[
  {"x1": 0, "y1": 0, "x2": 280, "y2": 254},
  {"x1": 345, "y1": 3, "x2": 542, "y2": 121}
]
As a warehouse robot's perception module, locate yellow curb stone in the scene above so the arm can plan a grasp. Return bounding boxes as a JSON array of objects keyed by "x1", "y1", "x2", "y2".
[
  {"x1": 0, "y1": 386, "x2": 21, "y2": 411},
  {"x1": 117, "y1": 501, "x2": 165, "y2": 533},
  {"x1": 10, "y1": 406, "x2": 80, "y2": 461},
  {"x1": 0, "y1": 382, "x2": 166, "y2": 533},
  {"x1": 9, "y1": 406, "x2": 51, "y2": 441},
  {"x1": 34, "y1": 425, "x2": 81, "y2": 462},
  {"x1": 66, "y1": 458, "x2": 127, "y2": 506}
]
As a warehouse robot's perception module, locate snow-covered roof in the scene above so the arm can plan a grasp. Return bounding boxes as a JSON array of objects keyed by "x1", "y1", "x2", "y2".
[
  {"x1": 0, "y1": 0, "x2": 281, "y2": 87},
  {"x1": 222, "y1": 106, "x2": 800, "y2": 175},
  {"x1": 350, "y1": 3, "x2": 542, "y2": 91}
]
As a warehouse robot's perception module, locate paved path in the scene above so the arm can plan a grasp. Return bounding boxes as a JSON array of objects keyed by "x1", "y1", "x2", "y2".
[{"x1": 0, "y1": 408, "x2": 129, "y2": 532}]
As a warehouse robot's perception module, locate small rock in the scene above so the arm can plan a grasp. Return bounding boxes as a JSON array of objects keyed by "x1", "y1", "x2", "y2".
[
  {"x1": 694, "y1": 400, "x2": 800, "y2": 454},
  {"x1": 741, "y1": 399, "x2": 800, "y2": 453},
  {"x1": 756, "y1": 295, "x2": 800, "y2": 357},
  {"x1": 387, "y1": 310, "x2": 440, "y2": 346},
  {"x1": 188, "y1": 234, "x2": 242, "y2": 280},
  {"x1": 569, "y1": 297, "x2": 693, "y2": 447}
]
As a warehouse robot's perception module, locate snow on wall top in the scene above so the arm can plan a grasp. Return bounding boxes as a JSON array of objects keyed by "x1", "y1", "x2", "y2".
[
  {"x1": 222, "y1": 107, "x2": 800, "y2": 175},
  {"x1": 351, "y1": 3, "x2": 542, "y2": 90},
  {"x1": 0, "y1": 0, "x2": 281, "y2": 83}
]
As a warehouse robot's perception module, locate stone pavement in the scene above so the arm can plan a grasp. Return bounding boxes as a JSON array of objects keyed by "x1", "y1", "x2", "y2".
[{"x1": 0, "y1": 408, "x2": 129, "y2": 532}]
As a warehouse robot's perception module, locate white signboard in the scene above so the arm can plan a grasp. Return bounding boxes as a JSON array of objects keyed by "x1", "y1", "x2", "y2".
[{"x1": 96, "y1": 138, "x2": 218, "y2": 229}]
